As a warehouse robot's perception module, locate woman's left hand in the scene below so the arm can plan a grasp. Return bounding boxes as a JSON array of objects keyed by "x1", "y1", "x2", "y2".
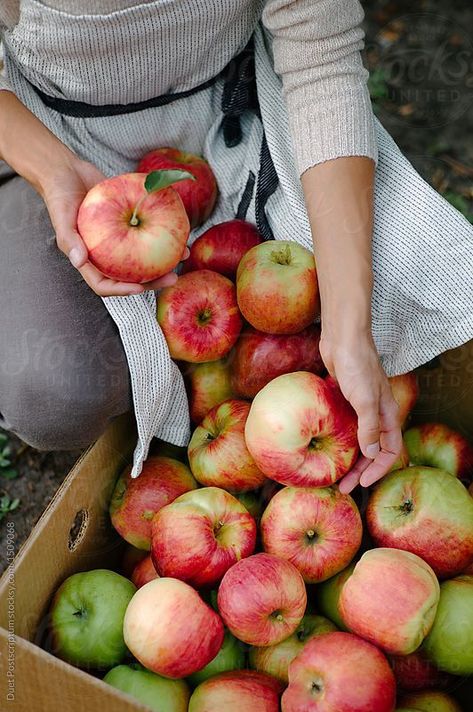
[{"x1": 319, "y1": 332, "x2": 403, "y2": 494}]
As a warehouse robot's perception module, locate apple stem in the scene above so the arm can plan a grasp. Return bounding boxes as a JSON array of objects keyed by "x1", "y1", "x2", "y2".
[{"x1": 129, "y1": 195, "x2": 147, "y2": 227}]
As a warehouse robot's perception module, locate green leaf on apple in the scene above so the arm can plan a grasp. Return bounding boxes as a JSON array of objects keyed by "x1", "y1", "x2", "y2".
[{"x1": 144, "y1": 169, "x2": 196, "y2": 194}]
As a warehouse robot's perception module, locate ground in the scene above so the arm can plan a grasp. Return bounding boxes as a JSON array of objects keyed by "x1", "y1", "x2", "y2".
[{"x1": 0, "y1": 0, "x2": 472, "y2": 572}]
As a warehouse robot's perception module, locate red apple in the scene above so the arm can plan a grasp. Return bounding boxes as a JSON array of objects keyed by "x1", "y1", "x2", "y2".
[
  {"x1": 131, "y1": 555, "x2": 159, "y2": 589},
  {"x1": 249, "y1": 613, "x2": 336, "y2": 684},
  {"x1": 189, "y1": 671, "x2": 282, "y2": 712},
  {"x1": 109, "y1": 456, "x2": 198, "y2": 550},
  {"x1": 236, "y1": 241, "x2": 319, "y2": 334},
  {"x1": 120, "y1": 544, "x2": 148, "y2": 577},
  {"x1": 123, "y1": 578, "x2": 224, "y2": 678},
  {"x1": 389, "y1": 373, "x2": 419, "y2": 428},
  {"x1": 404, "y1": 422, "x2": 473, "y2": 481},
  {"x1": 400, "y1": 691, "x2": 462, "y2": 712},
  {"x1": 389, "y1": 650, "x2": 451, "y2": 692},
  {"x1": 188, "y1": 399, "x2": 266, "y2": 492},
  {"x1": 217, "y1": 553, "x2": 307, "y2": 646},
  {"x1": 184, "y1": 220, "x2": 262, "y2": 278},
  {"x1": 339, "y1": 548, "x2": 440, "y2": 655},
  {"x1": 151, "y1": 487, "x2": 257, "y2": 588},
  {"x1": 137, "y1": 147, "x2": 217, "y2": 228},
  {"x1": 366, "y1": 466, "x2": 473, "y2": 578},
  {"x1": 282, "y1": 631, "x2": 396, "y2": 712},
  {"x1": 261, "y1": 486, "x2": 362, "y2": 583},
  {"x1": 183, "y1": 358, "x2": 234, "y2": 424},
  {"x1": 157, "y1": 270, "x2": 242, "y2": 362},
  {"x1": 77, "y1": 171, "x2": 190, "y2": 283},
  {"x1": 245, "y1": 372, "x2": 359, "y2": 488},
  {"x1": 231, "y1": 325, "x2": 325, "y2": 399}
]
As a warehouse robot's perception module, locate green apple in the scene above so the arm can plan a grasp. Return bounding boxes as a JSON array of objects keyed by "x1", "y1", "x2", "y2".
[
  {"x1": 316, "y1": 563, "x2": 355, "y2": 630},
  {"x1": 187, "y1": 630, "x2": 245, "y2": 686},
  {"x1": 423, "y1": 574, "x2": 473, "y2": 675},
  {"x1": 400, "y1": 690, "x2": 462, "y2": 712},
  {"x1": 49, "y1": 569, "x2": 136, "y2": 668},
  {"x1": 104, "y1": 663, "x2": 190, "y2": 711}
]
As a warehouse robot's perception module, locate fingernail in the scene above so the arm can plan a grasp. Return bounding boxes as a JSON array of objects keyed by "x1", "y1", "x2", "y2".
[
  {"x1": 366, "y1": 443, "x2": 380, "y2": 459},
  {"x1": 69, "y1": 247, "x2": 82, "y2": 268},
  {"x1": 165, "y1": 273, "x2": 178, "y2": 286}
]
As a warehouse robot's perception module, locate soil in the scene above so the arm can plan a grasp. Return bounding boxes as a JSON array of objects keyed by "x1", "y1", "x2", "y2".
[{"x1": 0, "y1": 0, "x2": 471, "y2": 573}]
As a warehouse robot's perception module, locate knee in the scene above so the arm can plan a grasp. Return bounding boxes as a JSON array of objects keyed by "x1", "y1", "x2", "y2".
[{"x1": 1, "y1": 361, "x2": 131, "y2": 450}]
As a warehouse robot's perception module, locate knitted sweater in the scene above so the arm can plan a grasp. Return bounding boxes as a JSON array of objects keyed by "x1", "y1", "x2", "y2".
[{"x1": 0, "y1": 0, "x2": 376, "y2": 175}]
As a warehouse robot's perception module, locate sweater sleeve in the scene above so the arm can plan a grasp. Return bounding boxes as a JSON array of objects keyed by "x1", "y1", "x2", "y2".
[
  {"x1": 0, "y1": 0, "x2": 19, "y2": 92},
  {"x1": 262, "y1": 0, "x2": 377, "y2": 176}
]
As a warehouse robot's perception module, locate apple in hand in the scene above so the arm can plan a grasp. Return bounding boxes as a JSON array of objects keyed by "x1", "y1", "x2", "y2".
[
  {"x1": 249, "y1": 613, "x2": 336, "y2": 684},
  {"x1": 123, "y1": 577, "x2": 224, "y2": 678},
  {"x1": 49, "y1": 569, "x2": 136, "y2": 669},
  {"x1": 217, "y1": 552, "x2": 307, "y2": 646},
  {"x1": 157, "y1": 270, "x2": 242, "y2": 362},
  {"x1": 389, "y1": 650, "x2": 450, "y2": 692},
  {"x1": 389, "y1": 372, "x2": 419, "y2": 428},
  {"x1": 400, "y1": 691, "x2": 462, "y2": 712},
  {"x1": 237, "y1": 241, "x2": 319, "y2": 334},
  {"x1": 339, "y1": 548, "x2": 440, "y2": 655},
  {"x1": 422, "y1": 575, "x2": 473, "y2": 675},
  {"x1": 189, "y1": 671, "x2": 282, "y2": 712},
  {"x1": 187, "y1": 630, "x2": 246, "y2": 686},
  {"x1": 109, "y1": 456, "x2": 197, "y2": 550},
  {"x1": 151, "y1": 487, "x2": 257, "y2": 588},
  {"x1": 184, "y1": 220, "x2": 262, "y2": 278},
  {"x1": 183, "y1": 358, "x2": 234, "y2": 424},
  {"x1": 316, "y1": 563, "x2": 355, "y2": 630},
  {"x1": 103, "y1": 663, "x2": 190, "y2": 712},
  {"x1": 261, "y1": 486, "x2": 362, "y2": 583},
  {"x1": 188, "y1": 399, "x2": 266, "y2": 492},
  {"x1": 137, "y1": 147, "x2": 217, "y2": 228},
  {"x1": 245, "y1": 372, "x2": 359, "y2": 487},
  {"x1": 131, "y1": 555, "x2": 159, "y2": 588},
  {"x1": 366, "y1": 466, "x2": 473, "y2": 578},
  {"x1": 77, "y1": 171, "x2": 190, "y2": 283},
  {"x1": 281, "y1": 631, "x2": 396, "y2": 712},
  {"x1": 231, "y1": 325, "x2": 325, "y2": 399},
  {"x1": 404, "y1": 422, "x2": 473, "y2": 481}
]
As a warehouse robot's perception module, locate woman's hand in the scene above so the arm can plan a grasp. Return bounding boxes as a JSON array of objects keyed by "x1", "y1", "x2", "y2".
[
  {"x1": 41, "y1": 157, "x2": 183, "y2": 297},
  {"x1": 320, "y1": 332, "x2": 402, "y2": 494}
]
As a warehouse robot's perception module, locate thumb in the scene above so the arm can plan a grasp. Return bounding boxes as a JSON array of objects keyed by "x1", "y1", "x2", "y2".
[
  {"x1": 45, "y1": 192, "x2": 89, "y2": 268},
  {"x1": 355, "y1": 392, "x2": 380, "y2": 460},
  {"x1": 59, "y1": 229, "x2": 88, "y2": 268}
]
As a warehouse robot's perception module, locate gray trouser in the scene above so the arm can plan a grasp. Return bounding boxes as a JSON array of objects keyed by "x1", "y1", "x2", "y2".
[{"x1": 0, "y1": 162, "x2": 132, "y2": 449}]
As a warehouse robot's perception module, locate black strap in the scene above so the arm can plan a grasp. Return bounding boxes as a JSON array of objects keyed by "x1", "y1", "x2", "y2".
[{"x1": 255, "y1": 135, "x2": 278, "y2": 241}]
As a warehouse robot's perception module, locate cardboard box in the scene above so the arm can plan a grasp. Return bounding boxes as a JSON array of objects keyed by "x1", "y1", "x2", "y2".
[{"x1": 0, "y1": 341, "x2": 472, "y2": 711}]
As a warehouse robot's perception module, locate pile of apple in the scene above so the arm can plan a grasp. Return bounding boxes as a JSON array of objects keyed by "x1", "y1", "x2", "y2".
[{"x1": 49, "y1": 148, "x2": 473, "y2": 712}]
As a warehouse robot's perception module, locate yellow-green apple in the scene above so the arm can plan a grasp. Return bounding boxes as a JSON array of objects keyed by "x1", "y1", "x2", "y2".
[
  {"x1": 231, "y1": 325, "x2": 324, "y2": 399},
  {"x1": 366, "y1": 466, "x2": 473, "y2": 578},
  {"x1": 389, "y1": 373, "x2": 419, "y2": 428},
  {"x1": 77, "y1": 171, "x2": 190, "y2": 283},
  {"x1": 281, "y1": 631, "x2": 396, "y2": 712},
  {"x1": 187, "y1": 630, "x2": 246, "y2": 686},
  {"x1": 236, "y1": 241, "x2": 319, "y2": 334},
  {"x1": 137, "y1": 147, "x2": 217, "y2": 228},
  {"x1": 260, "y1": 486, "x2": 362, "y2": 583},
  {"x1": 157, "y1": 270, "x2": 242, "y2": 362},
  {"x1": 236, "y1": 490, "x2": 265, "y2": 521},
  {"x1": 400, "y1": 691, "x2": 462, "y2": 712},
  {"x1": 404, "y1": 423, "x2": 473, "y2": 481},
  {"x1": 423, "y1": 575, "x2": 473, "y2": 675},
  {"x1": 123, "y1": 577, "x2": 224, "y2": 678},
  {"x1": 217, "y1": 552, "x2": 307, "y2": 646},
  {"x1": 183, "y1": 220, "x2": 262, "y2": 278},
  {"x1": 150, "y1": 487, "x2": 257, "y2": 588},
  {"x1": 339, "y1": 549, "x2": 440, "y2": 655},
  {"x1": 183, "y1": 358, "x2": 234, "y2": 424},
  {"x1": 109, "y1": 456, "x2": 197, "y2": 550},
  {"x1": 389, "y1": 650, "x2": 450, "y2": 692},
  {"x1": 103, "y1": 663, "x2": 190, "y2": 712},
  {"x1": 49, "y1": 569, "x2": 136, "y2": 669},
  {"x1": 189, "y1": 671, "x2": 282, "y2": 712},
  {"x1": 131, "y1": 555, "x2": 159, "y2": 589},
  {"x1": 245, "y1": 372, "x2": 359, "y2": 487},
  {"x1": 316, "y1": 563, "x2": 355, "y2": 630},
  {"x1": 249, "y1": 613, "x2": 336, "y2": 684},
  {"x1": 188, "y1": 399, "x2": 266, "y2": 492}
]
